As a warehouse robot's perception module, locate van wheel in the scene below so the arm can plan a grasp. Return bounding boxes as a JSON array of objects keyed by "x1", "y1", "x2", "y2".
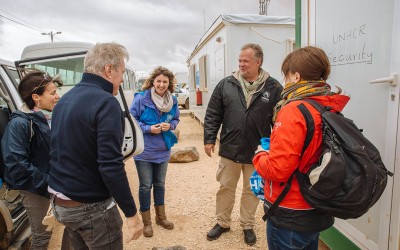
[
  {"x1": 184, "y1": 98, "x2": 189, "y2": 109},
  {"x1": 0, "y1": 214, "x2": 11, "y2": 249}
]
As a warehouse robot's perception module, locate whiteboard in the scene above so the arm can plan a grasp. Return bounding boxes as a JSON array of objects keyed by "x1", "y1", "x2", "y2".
[{"x1": 313, "y1": 0, "x2": 395, "y2": 248}]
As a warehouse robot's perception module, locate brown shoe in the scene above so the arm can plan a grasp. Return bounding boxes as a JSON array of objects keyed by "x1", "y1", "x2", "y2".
[
  {"x1": 155, "y1": 205, "x2": 174, "y2": 230},
  {"x1": 140, "y1": 210, "x2": 153, "y2": 237}
]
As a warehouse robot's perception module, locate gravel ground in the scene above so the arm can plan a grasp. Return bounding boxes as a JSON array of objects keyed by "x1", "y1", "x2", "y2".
[{"x1": 48, "y1": 113, "x2": 329, "y2": 250}]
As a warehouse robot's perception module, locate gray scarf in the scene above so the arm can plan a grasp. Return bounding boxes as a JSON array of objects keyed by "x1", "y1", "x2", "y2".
[{"x1": 150, "y1": 87, "x2": 173, "y2": 113}]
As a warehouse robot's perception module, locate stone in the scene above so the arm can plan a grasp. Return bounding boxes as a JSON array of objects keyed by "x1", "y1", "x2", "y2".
[
  {"x1": 152, "y1": 245, "x2": 187, "y2": 250},
  {"x1": 169, "y1": 147, "x2": 199, "y2": 163}
]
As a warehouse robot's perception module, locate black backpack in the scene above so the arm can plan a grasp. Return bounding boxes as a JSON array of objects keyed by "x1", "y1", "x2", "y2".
[{"x1": 264, "y1": 99, "x2": 393, "y2": 220}]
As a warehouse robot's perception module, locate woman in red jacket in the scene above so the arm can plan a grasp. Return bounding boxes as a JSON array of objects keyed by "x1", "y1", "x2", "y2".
[{"x1": 253, "y1": 46, "x2": 350, "y2": 250}]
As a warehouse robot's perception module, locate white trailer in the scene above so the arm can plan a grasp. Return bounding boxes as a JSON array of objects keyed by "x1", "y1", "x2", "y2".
[
  {"x1": 301, "y1": 0, "x2": 400, "y2": 249},
  {"x1": 186, "y1": 14, "x2": 295, "y2": 123}
]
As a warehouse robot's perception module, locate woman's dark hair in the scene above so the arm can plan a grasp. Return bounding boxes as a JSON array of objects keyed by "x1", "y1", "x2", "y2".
[
  {"x1": 18, "y1": 70, "x2": 63, "y2": 109},
  {"x1": 281, "y1": 46, "x2": 331, "y2": 81},
  {"x1": 142, "y1": 66, "x2": 176, "y2": 93}
]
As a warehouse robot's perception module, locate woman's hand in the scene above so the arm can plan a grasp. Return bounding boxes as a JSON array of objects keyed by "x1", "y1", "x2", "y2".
[
  {"x1": 150, "y1": 124, "x2": 162, "y2": 134},
  {"x1": 160, "y1": 122, "x2": 171, "y2": 131}
]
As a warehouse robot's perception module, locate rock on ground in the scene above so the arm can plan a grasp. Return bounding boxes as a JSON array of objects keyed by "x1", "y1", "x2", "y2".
[{"x1": 169, "y1": 146, "x2": 199, "y2": 163}]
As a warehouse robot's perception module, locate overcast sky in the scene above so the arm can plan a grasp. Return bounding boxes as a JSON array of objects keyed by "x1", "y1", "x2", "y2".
[{"x1": 0, "y1": 0, "x2": 294, "y2": 73}]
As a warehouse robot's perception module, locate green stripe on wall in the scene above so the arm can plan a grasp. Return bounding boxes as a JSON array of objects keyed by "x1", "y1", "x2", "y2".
[
  {"x1": 320, "y1": 227, "x2": 360, "y2": 250},
  {"x1": 295, "y1": 0, "x2": 301, "y2": 48}
]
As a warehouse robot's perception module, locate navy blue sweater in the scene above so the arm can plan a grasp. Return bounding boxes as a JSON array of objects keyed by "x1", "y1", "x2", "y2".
[{"x1": 49, "y1": 73, "x2": 137, "y2": 217}]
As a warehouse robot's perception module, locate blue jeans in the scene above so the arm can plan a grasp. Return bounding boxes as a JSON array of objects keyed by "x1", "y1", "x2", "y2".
[
  {"x1": 134, "y1": 160, "x2": 168, "y2": 212},
  {"x1": 52, "y1": 197, "x2": 123, "y2": 250},
  {"x1": 267, "y1": 219, "x2": 320, "y2": 250}
]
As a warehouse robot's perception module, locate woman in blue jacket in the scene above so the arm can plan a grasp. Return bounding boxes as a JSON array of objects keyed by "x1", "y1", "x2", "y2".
[
  {"x1": 130, "y1": 66, "x2": 180, "y2": 238},
  {"x1": 1, "y1": 70, "x2": 62, "y2": 249}
]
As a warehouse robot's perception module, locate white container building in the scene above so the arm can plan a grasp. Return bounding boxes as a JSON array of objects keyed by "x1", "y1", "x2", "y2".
[{"x1": 186, "y1": 14, "x2": 295, "y2": 123}]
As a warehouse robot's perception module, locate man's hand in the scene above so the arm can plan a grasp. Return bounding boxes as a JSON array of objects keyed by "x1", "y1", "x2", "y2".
[
  {"x1": 126, "y1": 213, "x2": 143, "y2": 243},
  {"x1": 204, "y1": 144, "x2": 215, "y2": 157}
]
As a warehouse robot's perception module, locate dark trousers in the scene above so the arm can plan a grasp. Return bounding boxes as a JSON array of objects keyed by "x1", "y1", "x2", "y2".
[{"x1": 52, "y1": 197, "x2": 123, "y2": 250}]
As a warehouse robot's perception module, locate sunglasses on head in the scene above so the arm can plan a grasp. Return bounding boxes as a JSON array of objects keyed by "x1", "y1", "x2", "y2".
[{"x1": 32, "y1": 72, "x2": 60, "y2": 94}]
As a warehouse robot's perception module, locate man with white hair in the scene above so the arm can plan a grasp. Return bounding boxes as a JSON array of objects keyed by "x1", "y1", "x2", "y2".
[{"x1": 49, "y1": 42, "x2": 143, "y2": 249}]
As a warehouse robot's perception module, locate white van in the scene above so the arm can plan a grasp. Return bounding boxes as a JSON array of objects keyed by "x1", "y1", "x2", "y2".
[{"x1": 16, "y1": 42, "x2": 143, "y2": 157}]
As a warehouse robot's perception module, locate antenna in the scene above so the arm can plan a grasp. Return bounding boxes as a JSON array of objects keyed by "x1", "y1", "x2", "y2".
[
  {"x1": 259, "y1": 0, "x2": 271, "y2": 15},
  {"x1": 203, "y1": 8, "x2": 206, "y2": 32}
]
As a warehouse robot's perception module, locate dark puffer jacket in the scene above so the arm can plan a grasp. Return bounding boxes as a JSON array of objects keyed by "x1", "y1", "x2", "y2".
[
  {"x1": 1, "y1": 110, "x2": 50, "y2": 197},
  {"x1": 204, "y1": 74, "x2": 282, "y2": 164}
]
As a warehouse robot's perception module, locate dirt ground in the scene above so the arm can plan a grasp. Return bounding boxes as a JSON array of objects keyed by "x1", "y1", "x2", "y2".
[{"x1": 47, "y1": 112, "x2": 329, "y2": 250}]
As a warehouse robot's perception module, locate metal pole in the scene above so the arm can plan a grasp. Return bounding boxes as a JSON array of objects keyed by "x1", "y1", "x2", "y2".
[{"x1": 41, "y1": 31, "x2": 62, "y2": 42}]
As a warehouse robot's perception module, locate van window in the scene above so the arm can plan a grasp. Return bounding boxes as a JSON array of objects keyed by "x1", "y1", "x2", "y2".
[
  {"x1": 24, "y1": 57, "x2": 84, "y2": 95},
  {"x1": 24, "y1": 57, "x2": 137, "y2": 95}
]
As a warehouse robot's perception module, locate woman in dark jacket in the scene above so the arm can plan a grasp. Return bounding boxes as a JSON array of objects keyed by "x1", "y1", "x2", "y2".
[{"x1": 1, "y1": 70, "x2": 62, "y2": 249}]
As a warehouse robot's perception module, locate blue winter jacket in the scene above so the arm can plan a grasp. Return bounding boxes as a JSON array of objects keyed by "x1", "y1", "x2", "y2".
[
  {"x1": 129, "y1": 90, "x2": 180, "y2": 163},
  {"x1": 1, "y1": 110, "x2": 51, "y2": 197}
]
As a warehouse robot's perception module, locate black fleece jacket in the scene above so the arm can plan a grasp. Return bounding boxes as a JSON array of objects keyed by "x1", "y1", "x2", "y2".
[{"x1": 204, "y1": 74, "x2": 282, "y2": 164}]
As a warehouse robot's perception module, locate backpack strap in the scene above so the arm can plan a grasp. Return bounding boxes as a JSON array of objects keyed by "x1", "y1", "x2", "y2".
[
  {"x1": 297, "y1": 103, "x2": 315, "y2": 154},
  {"x1": 29, "y1": 119, "x2": 35, "y2": 142},
  {"x1": 302, "y1": 99, "x2": 327, "y2": 114},
  {"x1": 262, "y1": 102, "x2": 315, "y2": 221}
]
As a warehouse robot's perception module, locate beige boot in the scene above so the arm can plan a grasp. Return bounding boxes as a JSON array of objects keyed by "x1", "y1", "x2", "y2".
[
  {"x1": 155, "y1": 205, "x2": 174, "y2": 229},
  {"x1": 140, "y1": 210, "x2": 153, "y2": 237}
]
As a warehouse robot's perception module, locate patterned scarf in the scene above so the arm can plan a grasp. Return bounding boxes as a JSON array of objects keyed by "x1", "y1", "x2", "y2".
[
  {"x1": 150, "y1": 87, "x2": 173, "y2": 113},
  {"x1": 273, "y1": 80, "x2": 339, "y2": 122},
  {"x1": 235, "y1": 69, "x2": 270, "y2": 106}
]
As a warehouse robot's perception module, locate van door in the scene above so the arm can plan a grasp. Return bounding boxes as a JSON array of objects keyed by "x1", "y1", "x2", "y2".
[
  {"x1": 303, "y1": 0, "x2": 400, "y2": 249},
  {"x1": 15, "y1": 53, "x2": 143, "y2": 159},
  {"x1": 0, "y1": 59, "x2": 31, "y2": 249}
]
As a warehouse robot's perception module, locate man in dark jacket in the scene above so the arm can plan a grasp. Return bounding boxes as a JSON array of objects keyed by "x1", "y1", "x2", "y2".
[
  {"x1": 204, "y1": 43, "x2": 282, "y2": 246},
  {"x1": 48, "y1": 43, "x2": 143, "y2": 249}
]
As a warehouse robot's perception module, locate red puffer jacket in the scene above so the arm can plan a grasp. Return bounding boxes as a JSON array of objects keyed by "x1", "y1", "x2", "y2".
[{"x1": 253, "y1": 94, "x2": 350, "y2": 210}]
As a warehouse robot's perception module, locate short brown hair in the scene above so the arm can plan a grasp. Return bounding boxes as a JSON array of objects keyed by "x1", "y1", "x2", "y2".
[
  {"x1": 18, "y1": 70, "x2": 63, "y2": 109},
  {"x1": 142, "y1": 66, "x2": 176, "y2": 93},
  {"x1": 241, "y1": 43, "x2": 263, "y2": 66},
  {"x1": 281, "y1": 46, "x2": 331, "y2": 81}
]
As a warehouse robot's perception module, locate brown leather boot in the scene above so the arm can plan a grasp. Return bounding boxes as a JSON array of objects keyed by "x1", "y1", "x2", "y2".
[
  {"x1": 154, "y1": 205, "x2": 174, "y2": 229},
  {"x1": 140, "y1": 210, "x2": 153, "y2": 237}
]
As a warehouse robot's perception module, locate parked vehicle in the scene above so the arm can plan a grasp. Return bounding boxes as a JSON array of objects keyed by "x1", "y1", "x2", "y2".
[
  {"x1": 16, "y1": 42, "x2": 143, "y2": 157},
  {"x1": 173, "y1": 87, "x2": 189, "y2": 109},
  {"x1": 0, "y1": 41, "x2": 144, "y2": 249},
  {"x1": 0, "y1": 59, "x2": 30, "y2": 249}
]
